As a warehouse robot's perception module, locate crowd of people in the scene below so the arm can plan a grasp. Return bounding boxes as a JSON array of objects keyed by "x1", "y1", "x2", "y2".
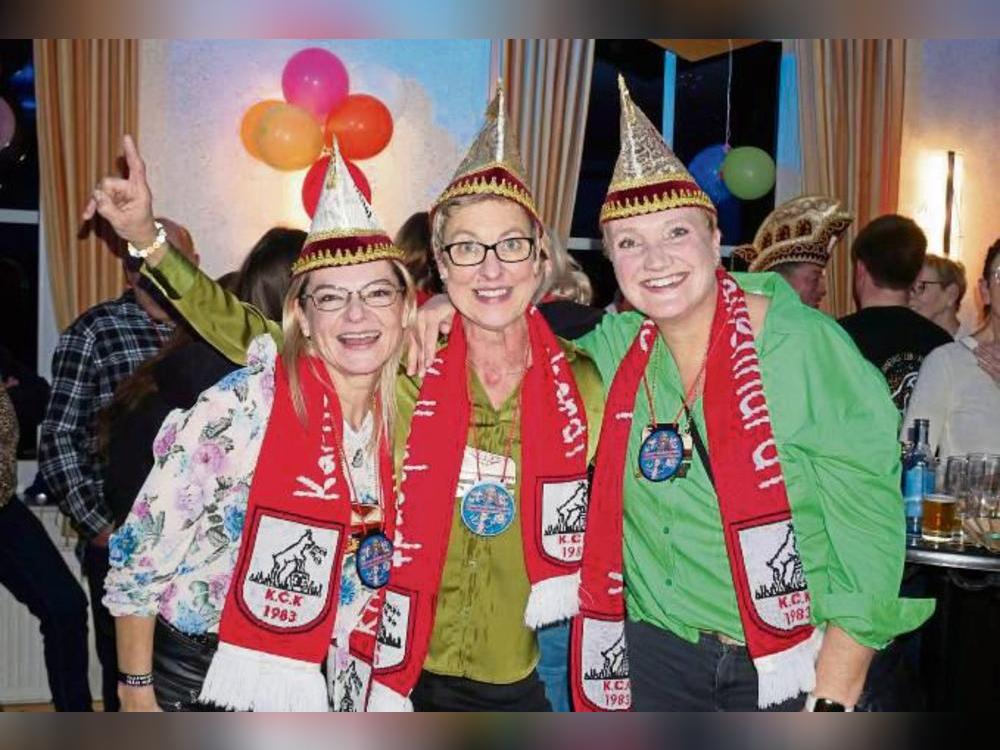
[{"x1": 3, "y1": 74, "x2": 998, "y2": 712}]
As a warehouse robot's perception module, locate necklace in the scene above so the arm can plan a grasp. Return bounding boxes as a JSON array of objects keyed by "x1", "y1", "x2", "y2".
[{"x1": 635, "y1": 325, "x2": 725, "y2": 483}]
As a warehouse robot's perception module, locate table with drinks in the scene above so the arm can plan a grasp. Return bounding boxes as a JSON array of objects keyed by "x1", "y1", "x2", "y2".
[{"x1": 900, "y1": 421, "x2": 999, "y2": 710}]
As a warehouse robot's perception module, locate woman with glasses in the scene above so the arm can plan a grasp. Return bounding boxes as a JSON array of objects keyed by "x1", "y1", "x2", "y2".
[
  {"x1": 92, "y1": 138, "x2": 415, "y2": 711},
  {"x1": 364, "y1": 89, "x2": 603, "y2": 711},
  {"x1": 904, "y1": 240, "x2": 1000, "y2": 457},
  {"x1": 909, "y1": 254, "x2": 970, "y2": 339}
]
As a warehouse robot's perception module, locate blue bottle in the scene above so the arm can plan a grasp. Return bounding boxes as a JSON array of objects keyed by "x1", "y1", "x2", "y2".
[{"x1": 902, "y1": 419, "x2": 932, "y2": 544}]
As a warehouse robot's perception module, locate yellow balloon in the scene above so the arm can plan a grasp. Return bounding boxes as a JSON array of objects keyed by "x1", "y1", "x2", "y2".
[
  {"x1": 241, "y1": 99, "x2": 282, "y2": 160},
  {"x1": 256, "y1": 103, "x2": 324, "y2": 171}
]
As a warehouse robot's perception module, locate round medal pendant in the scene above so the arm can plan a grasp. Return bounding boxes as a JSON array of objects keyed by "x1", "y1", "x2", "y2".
[
  {"x1": 355, "y1": 531, "x2": 394, "y2": 589},
  {"x1": 460, "y1": 481, "x2": 516, "y2": 537},
  {"x1": 638, "y1": 425, "x2": 685, "y2": 482}
]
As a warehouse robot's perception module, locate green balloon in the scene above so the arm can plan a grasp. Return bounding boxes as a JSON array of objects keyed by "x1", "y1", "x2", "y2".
[{"x1": 722, "y1": 146, "x2": 776, "y2": 200}]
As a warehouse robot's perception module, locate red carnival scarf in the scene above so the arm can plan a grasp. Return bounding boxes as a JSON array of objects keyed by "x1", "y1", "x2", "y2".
[
  {"x1": 571, "y1": 270, "x2": 821, "y2": 711},
  {"x1": 368, "y1": 308, "x2": 589, "y2": 710},
  {"x1": 199, "y1": 354, "x2": 395, "y2": 712}
]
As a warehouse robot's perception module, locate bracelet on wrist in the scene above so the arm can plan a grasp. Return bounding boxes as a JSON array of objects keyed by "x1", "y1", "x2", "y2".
[{"x1": 118, "y1": 671, "x2": 154, "y2": 688}]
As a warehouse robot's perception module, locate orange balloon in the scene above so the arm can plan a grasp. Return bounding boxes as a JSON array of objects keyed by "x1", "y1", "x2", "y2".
[
  {"x1": 324, "y1": 94, "x2": 393, "y2": 160},
  {"x1": 256, "y1": 103, "x2": 324, "y2": 171},
  {"x1": 240, "y1": 99, "x2": 281, "y2": 160}
]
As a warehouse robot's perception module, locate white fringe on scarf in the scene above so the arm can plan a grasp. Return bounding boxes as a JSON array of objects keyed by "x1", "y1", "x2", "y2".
[
  {"x1": 366, "y1": 680, "x2": 413, "y2": 712},
  {"x1": 752, "y1": 627, "x2": 825, "y2": 708},
  {"x1": 524, "y1": 571, "x2": 581, "y2": 629},
  {"x1": 198, "y1": 642, "x2": 329, "y2": 712}
]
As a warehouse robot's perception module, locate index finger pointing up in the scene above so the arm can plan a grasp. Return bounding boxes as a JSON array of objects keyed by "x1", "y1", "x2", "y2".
[{"x1": 122, "y1": 134, "x2": 146, "y2": 179}]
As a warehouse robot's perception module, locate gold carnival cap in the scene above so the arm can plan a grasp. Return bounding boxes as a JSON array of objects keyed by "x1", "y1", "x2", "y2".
[
  {"x1": 600, "y1": 75, "x2": 715, "y2": 224},
  {"x1": 733, "y1": 194, "x2": 853, "y2": 272},
  {"x1": 430, "y1": 82, "x2": 540, "y2": 226},
  {"x1": 292, "y1": 139, "x2": 403, "y2": 277}
]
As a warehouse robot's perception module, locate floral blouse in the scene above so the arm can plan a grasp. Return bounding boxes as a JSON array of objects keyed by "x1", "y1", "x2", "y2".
[{"x1": 103, "y1": 336, "x2": 379, "y2": 650}]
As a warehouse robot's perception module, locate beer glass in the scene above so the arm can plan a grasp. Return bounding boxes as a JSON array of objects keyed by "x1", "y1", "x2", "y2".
[{"x1": 921, "y1": 493, "x2": 957, "y2": 543}]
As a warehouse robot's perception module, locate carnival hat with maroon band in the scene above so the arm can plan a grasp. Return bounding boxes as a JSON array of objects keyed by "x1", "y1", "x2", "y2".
[
  {"x1": 731, "y1": 194, "x2": 854, "y2": 272},
  {"x1": 430, "y1": 82, "x2": 540, "y2": 227},
  {"x1": 600, "y1": 75, "x2": 716, "y2": 224},
  {"x1": 291, "y1": 138, "x2": 404, "y2": 277}
]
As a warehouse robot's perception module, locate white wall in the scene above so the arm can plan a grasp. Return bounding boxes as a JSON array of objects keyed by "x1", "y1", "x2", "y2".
[
  {"x1": 899, "y1": 39, "x2": 1000, "y2": 328},
  {"x1": 137, "y1": 39, "x2": 492, "y2": 277}
]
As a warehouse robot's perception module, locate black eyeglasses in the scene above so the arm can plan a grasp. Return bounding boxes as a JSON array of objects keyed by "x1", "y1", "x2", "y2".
[
  {"x1": 441, "y1": 237, "x2": 535, "y2": 267},
  {"x1": 300, "y1": 281, "x2": 403, "y2": 312},
  {"x1": 911, "y1": 280, "x2": 945, "y2": 295}
]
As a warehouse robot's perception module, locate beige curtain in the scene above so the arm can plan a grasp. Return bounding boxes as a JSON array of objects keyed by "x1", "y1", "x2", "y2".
[
  {"x1": 35, "y1": 39, "x2": 140, "y2": 330},
  {"x1": 503, "y1": 40, "x2": 594, "y2": 246},
  {"x1": 795, "y1": 39, "x2": 907, "y2": 318}
]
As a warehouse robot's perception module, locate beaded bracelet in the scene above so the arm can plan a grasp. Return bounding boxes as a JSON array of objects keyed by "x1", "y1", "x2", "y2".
[{"x1": 118, "y1": 672, "x2": 154, "y2": 688}]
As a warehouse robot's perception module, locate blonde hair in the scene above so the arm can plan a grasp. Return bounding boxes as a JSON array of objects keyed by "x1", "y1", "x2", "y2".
[
  {"x1": 280, "y1": 260, "x2": 416, "y2": 449},
  {"x1": 431, "y1": 193, "x2": 549, "y2": 303},
  {"x1": 544, "y1": 227, "x2": 593, "y2": 305},
  {"x1": 924, "y1": 254, "x2": 967, "y2": 309}
]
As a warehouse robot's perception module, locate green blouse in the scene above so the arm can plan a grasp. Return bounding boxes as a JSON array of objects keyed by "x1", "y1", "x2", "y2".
[{"x1": 576, "y1": 272, "x2": 934, "y2": 649}]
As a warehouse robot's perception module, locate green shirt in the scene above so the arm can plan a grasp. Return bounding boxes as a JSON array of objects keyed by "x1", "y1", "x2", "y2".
[
  {"x1": 143, "y1": 248, "x2": 281, "y2": 363},
  {"x1": 576, "y1": 272, "x2": 934, "y2": 649},
  {"x1": 394, "y1": 340, "x2": 604, "y2": 683}
]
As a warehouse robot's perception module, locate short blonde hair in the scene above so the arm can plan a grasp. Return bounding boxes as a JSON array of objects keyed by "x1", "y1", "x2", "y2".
[
  {"x1": 280, "y1": 260, "x2": 416, "y2": 447},
  {"x1": 924, "y1": 255, "x2": 967, "y2": 309}
]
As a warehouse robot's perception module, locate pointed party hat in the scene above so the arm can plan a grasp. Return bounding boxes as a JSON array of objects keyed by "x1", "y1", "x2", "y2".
[
  {"x1": 430, "y1": 82, "x2": 540, "y2": 226},
  {"x1": 291, "y1": 139, "x2": 403, "y2": 276},
  {"x1": 600, "y1": 75, "x2": 715, "y2": 224}
]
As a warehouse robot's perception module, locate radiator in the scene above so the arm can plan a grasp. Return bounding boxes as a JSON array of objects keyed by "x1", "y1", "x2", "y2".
[{"x1": 0, "y1": 490, "x2": 103, "y2": 706}]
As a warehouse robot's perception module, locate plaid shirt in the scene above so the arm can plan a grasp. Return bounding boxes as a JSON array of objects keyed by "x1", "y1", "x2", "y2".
[{"x1": 38, "y1": 291, "x2": 172, "y2": 539}]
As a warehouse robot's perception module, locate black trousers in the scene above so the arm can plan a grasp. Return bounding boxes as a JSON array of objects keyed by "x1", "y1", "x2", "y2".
[
  {"x1": 625, "y1": 620, "x2": 807, "y2": 712},
  {"x1": 0, "y1": 498, "x2": 93, "y2": 710},
  {"x1": 412, "y1": 670, "x2": 552, "y2": 712},
  {"x1": 81, "y1": 541, "x2": 120, "y2": 711},
  {"x1": 152, "y1": 617, "x2": 224, "y2": 712}
]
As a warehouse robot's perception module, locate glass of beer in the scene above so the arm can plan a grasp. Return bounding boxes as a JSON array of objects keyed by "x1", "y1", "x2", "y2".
[{"x1": 922, "y1": 493, "x2": 957, "y2": 543}]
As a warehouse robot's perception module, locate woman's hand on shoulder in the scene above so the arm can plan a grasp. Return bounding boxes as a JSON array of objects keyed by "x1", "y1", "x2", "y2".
[{"x1": 405, "y1": 294, "x2": 456, "y2": 377}]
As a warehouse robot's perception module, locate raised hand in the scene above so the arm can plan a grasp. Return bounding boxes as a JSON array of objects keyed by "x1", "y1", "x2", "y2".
[{"x1": 82, "y1": 135, "x2": 158, "y2": 248}]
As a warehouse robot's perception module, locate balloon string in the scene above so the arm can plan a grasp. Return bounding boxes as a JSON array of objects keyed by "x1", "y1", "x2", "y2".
[{"x1": 724, "y1": 38, "x2": 733, "y2": 148}]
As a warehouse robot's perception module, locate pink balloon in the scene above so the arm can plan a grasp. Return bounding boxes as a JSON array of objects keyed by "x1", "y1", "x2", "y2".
[
  {"x1": 0, "y1": 99, "x2": 15, "y2": 150},
  {"x1": 282, "y1": 48, "x2": 350, "y2": 123}
]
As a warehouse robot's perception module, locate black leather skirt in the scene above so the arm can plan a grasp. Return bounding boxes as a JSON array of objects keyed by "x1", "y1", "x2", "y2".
[{"x1": 153, "y1": 616, "x2": 226, "y2": 712}]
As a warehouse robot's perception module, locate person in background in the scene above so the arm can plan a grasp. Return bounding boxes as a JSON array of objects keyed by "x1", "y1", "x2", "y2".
[
  {"x1": 732, "y1": 194, "x2": 853, "y2": 309},
  {"x1": 0, "y1": 384, "x2": 93, "y2": 710},
  {"x1": 536, "y1": 227, "x2": 604, "y2": 342},
  {"x1": 973, "y1": 238, "x2": 1000, "y2": 385},
  {"x1": 0, "y1": 344, "x2": 51, "y2": 459},
  {"x1": 98, "y1": 229, "x2": 305, "y2": 528},
  {"x1": 903, "y1": 240, "x2": 1000, "y2": 457},
  {"x1": 395, "y1": 211, "x2": 440, "y2": 305},
  {"x1": 38, "y1": 213, "x2": 197, "y2": 711},
  {"x1": 909, "y1": 254, "x2": 971, "y2": 339},
  {"x1": 837, "y1": 215, "x2": 953, "y2": 412}
]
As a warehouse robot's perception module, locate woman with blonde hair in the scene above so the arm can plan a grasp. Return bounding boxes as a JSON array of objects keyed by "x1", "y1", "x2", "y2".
[{"x1": 91, "y1": 139, "x2": 415, "y2": 711}]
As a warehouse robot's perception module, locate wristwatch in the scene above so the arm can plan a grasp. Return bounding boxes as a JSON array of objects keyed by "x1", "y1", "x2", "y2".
[
  {"x1": 805, "y1": 693, "x2": 854, "y2": 712},
  {"x1": 127, "y1": 221, "x2": 166, "y2": 260}
]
